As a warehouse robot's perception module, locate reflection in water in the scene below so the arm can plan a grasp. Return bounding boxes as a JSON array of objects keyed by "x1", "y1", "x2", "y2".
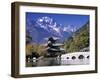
[
  {"x1": 26, "y1": 57, "x2": 60, "y2": 67},
  {"x1": 61, "y1": 58, "x2": 89, "y2": 65},
  {"x1": 26, "y1": 56, "x2": 89, "y2": 67}
]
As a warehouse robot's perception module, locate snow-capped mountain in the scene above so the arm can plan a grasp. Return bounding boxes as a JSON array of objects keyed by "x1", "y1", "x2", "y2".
[
  {"x1": 26, "y1": 16, "x2": 76, "y2": 44},
  {"x1": 35, "y1": 16, "x2": 63, "y2": 36}
]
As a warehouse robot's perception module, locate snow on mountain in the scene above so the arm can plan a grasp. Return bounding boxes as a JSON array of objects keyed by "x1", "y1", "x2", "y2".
[
  {"x1": 35, "y1": 16, "x2": 64, "y2": 37},
  {"x1": 63, "y1": 25, "x2": 78, "y2": 33},
  {"x1": 36, "y1": 17, "x2": 57, "y2": 30},
  {"x1": 26, "y1": 16, "x2": 75, "y2": 44}
]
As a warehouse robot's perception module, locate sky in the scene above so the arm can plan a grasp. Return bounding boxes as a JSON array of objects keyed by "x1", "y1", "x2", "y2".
[{"x1": 26, "y1": 12, "x2": 89, "y2": 28}]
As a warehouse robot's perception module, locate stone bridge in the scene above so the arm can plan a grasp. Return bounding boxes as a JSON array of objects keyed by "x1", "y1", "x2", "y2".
[{"x1": 60, "y1": 52, "x2": 90, "y2": 65}]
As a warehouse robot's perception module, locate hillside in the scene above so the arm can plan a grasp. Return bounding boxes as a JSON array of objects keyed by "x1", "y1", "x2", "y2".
[{"x1": 64, "y1": 21, "x2": 89, "y2": 53}]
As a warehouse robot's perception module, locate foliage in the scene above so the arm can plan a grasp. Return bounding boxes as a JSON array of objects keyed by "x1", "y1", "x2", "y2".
[
  {"x1": 26, "y1": 43, "x2": 47, "y2": 56},
  {"x1": 64, "y1": 22, "x2": 89, "y2": 53}
]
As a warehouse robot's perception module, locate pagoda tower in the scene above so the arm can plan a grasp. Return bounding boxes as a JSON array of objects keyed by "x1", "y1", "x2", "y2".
[{"x1": 46, "y1": 37, "x2": 65, "y2": 57}]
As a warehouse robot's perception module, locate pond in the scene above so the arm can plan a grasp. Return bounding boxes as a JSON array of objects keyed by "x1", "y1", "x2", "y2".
[{"x1": 26, "y1": 55, "x2": 89, "y2": 67}]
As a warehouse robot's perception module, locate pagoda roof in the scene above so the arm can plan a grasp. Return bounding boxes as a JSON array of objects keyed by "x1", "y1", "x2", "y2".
[
  {"x1": 52, "y1": 43, "x2": 64, "y2": 46},
  {"x1": 47, "y1": 48, "x2": 65, "y2": 51},
  {"x1": 44, "y1": 37, "x2": 60, "y2": 40}
]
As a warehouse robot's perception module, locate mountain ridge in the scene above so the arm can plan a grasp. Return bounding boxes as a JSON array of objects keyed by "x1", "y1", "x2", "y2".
[{"x1": 26, "y1": 16, "x2": 83, "y2": 44}]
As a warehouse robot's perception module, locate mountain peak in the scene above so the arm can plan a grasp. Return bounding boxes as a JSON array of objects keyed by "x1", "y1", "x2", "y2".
[
  {"x1": 26, "y1": 16, "x2": 77, "y2": 43},
  {"x1": 37, "y1": 16, "x2": 53, "y2": 24},
  {"x1": 36, "y1": 16, "x2": 56, "y2": 30}
]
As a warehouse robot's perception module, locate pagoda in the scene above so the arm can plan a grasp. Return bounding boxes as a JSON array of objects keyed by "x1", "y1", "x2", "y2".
[{"x1": 46, "y1": 37, "x2": 65, "y2": 57}]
